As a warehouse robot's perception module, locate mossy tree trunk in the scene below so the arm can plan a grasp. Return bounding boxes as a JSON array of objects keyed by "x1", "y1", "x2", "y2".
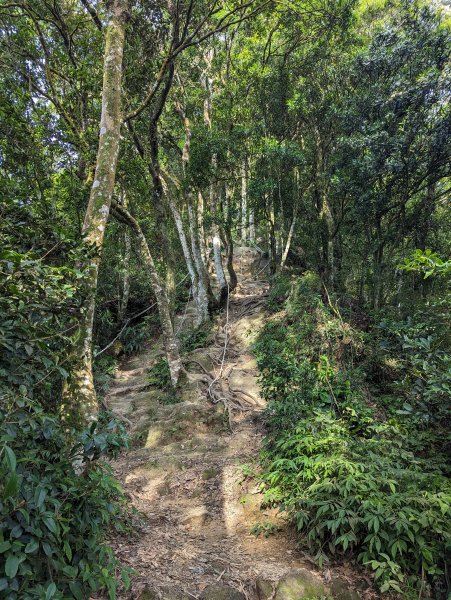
[{"x1": 62, "y1": 0, "x2": 129, "y2": 423}]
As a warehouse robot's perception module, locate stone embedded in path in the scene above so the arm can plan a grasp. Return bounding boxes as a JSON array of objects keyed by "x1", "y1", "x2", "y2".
[
  {"x1": 329, "y1": 578, "x2": 361, "y2": 600},
  {"x1": 180, "y1": 506, "x2": 211, "y2": 527},
  {"x1": 255, "y1": 578, "x2": 275, "y2": 600},
  {"x1": 257, "y1": 569, "x2": 328, "y2": 600},
  {"x1": 137, "y1": 585, "x2": 192, "y2": 600},
  {"x1": 200, "y1": 583, "x2": 246, "y2": 600}
]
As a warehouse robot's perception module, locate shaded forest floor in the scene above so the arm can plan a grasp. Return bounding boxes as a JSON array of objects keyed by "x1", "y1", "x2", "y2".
[{"x1": 103, "y1": 248, "x2": 370, "y2": 600}]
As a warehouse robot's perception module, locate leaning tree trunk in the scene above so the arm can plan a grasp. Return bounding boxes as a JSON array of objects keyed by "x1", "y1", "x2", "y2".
[
  {"x1": 112, "y1": 202, "x2": 182, "y2": 385},
  {"x1": 168, "y1": 196, "x2": 207, "y2": 326},
  {"x1": 280, "y1": 208, "x2": 298, "y2": 270},
  {"x1": 118, "y1": 190, "x2": 131, "y2": 322},
  {"x1": 173, "y1": 99, "x2": 214, "y2": 320},
  {"x1": 63, "y1": 0, "x2": 129, "y2": 424}
]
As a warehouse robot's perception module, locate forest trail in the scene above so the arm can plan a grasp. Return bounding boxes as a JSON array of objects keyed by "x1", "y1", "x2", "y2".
[{"x1": 105, "y1": 248, "x2": 361, "y2": 600}]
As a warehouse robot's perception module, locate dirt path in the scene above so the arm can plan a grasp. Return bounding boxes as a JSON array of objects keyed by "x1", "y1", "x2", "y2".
[{"x1": 105, "y1": 248, "x2": 364, "y2": 600}]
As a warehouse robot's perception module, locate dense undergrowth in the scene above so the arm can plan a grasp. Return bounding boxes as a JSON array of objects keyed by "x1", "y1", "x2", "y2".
[
  {"x1": 255, "y1": 269, "x2": 450, "y2": 598},
  {"x1": 0, "y1": 245, "x2": 132, "y2": 599}
]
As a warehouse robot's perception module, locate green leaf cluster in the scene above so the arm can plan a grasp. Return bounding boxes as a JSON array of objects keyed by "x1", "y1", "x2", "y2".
[
  {"x1": 0, "y1": 399, "x2": 131, "y2": 599},
  {"x1": 255, "y1": 272, "x2": 450, "y2": 597}
]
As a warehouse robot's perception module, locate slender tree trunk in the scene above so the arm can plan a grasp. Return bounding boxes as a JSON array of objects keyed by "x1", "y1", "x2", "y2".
[
  {"x1": 211, "y1": 179, "x2": 228, "y2": 303},
  {"x1": 280, "y1": 210, "x2": 297, "y2": 269},
  {"x1": 198, "y1": 192, "x2": 208, "y2": 264},
  {"x1": 63, "y1": 0, "x2": 129, "y2": 423},
  {"x1": 224, "y1": 183, "x2": 238, "y2": 292},
  {"x1": 212, "y1": 222, "x2": 228, "y2": 303},
  {"x1": 372, "y1": 241, "x2": 384, "y2": 310},
  {"x1": 149, "y1": 129, "x2": 177, "y2": 315},
  {"x1": 118, "y1": 189, "x2": 131, "y2": 322},
  {"x1": 241, "y1": 160, "x2": 248, "y2": 243},
  {"x1": 173, "y1": 98, "x2": 213, "y2": 320},
  {"x1": 112, "y1": 202, "x2": 182, "y2": 385},
  {"x1": 249, "y1": 205, "x2": 256, "y2": 243},
  {"x1": 201, "y1": 49, "x2": 228, "y2": 305},
  {"x1": 267, "y1": 194, "x2": 277, "y2": 275},
  {"x1": 320, "y1": 195, "x2": 335, "y2": 287},
  {"x1": 119, "y1": 228, "x2": 131, "y2": 322},
  {"x1": 167, "y1": 196, "x2": 203, "y2": 323},
  {"x1": 187, "y1": 197, "x2": 216, "y2": 312}
]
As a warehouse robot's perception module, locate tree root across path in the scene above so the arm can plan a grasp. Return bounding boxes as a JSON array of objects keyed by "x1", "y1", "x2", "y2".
[{"x1": 103, "y1": 247, "x2": 370, "y2": 600}]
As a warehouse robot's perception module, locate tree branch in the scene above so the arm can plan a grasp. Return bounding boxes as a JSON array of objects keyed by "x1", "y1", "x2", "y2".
[{"x1": 80, "y1": 0, "x2": 102, "y2": 30}]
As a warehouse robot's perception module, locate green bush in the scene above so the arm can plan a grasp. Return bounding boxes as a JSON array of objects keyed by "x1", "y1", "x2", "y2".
[
  {"x1": 0, "y1": 245, "x2": 132, "y2": 598},
  {"x1": 148, "y1": 357, "x2": 172, "y2": 391},
  {"x1": 265, "y1": 273, "x2": 293, "y2": 312},
  {"x1": 119, "y1": 315, "x2": 157, "y2": 355},
  {"x1": 255, "y1": 273, "x2": 451, "y2": 597},
  {"x1": 0, "y1": 248, "x2": 82, "y2": 411},
  {"x1": 0, "y1": 399, "x2": 131, "y2": 599},
  {"x1": 180, "y1": 322, "x2": 212, "y2": 352},
  {"x1": 93, "y1": 354, "x2": 119, "y2": 398}
]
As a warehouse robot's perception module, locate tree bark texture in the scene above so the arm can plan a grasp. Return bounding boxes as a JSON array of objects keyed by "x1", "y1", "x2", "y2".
[
  {"x1": 112, "y1": 201, "x2": 182, "y2": 385},
  {"x1": 63, "y1": 0, "x2": 129, "y2": 423}
]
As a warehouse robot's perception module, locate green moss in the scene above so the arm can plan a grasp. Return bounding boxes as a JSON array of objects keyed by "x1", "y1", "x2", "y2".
[{"x1": 202, "y1": 467, "x2": 218, "y2": 480}]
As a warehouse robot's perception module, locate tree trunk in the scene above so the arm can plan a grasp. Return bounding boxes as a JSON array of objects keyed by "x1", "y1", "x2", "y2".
[
  {"x1": 268, "y1": 194, "x2": 277, "y2": 275},
  {"x1": 198, "y1": 192, "x2": 208, "y2": 264},
  {"x1": 112, "y1": 201, "x2": 182, "y2": 385},
  {"x1": 241, "y1": 160, "x2": 248, "y2": 243},
  {"x1": 173, "y1": 98, "x2": 213, "y2": 320},
  {"x1": 210, "y1": 188, "x2": 228, "y2": 304},
  {"x1": 201, "y1": 49, "x2": 228, "y2": 305},
  {"x1": 249, "y1": 205, "x2": 256, "y2": 243},
  {"x1": 187, "y1": 197, "x2": 216, "y2": 312},
  {"x1": 223, "y1": 183, "x2": 238, "y2": 292},
  {"x1": 167, "y1": 196, "x2": 203, "y2": 323},
  {"x1": 118, "y1": 228, "x2": 131, "y2": 322},
  {"x1": 212, "y1": 225, "x2": 228, "y2": 304},
  {"x1": 320, "y1": 195, "x2": 335, "y2": 287},
  {"x1": 149, "y1": 127, "x2": 177, "y2": 316},
  {"x1": 62, "y1": 0, "x2": 129, "y2": 423},
  {"x1": 280, "y1": 211, "x2": 297, "y2": 270}
]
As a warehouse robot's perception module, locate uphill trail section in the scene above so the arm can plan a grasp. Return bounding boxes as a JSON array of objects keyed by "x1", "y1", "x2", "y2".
[{"x1": 104, "y1": 247, "x2": 366, "y2": 600}]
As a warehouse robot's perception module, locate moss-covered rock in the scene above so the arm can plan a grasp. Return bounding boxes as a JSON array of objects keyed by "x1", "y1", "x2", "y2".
[
  {"x1": 276, "y1": 571, "x2": 328, "y2": 599},
  {"x1": 200, "y1": 583, "x2": 246, "y2": 600},
  {"x1": 256, "y1": 578, "x2": 275, "y2": 600}
]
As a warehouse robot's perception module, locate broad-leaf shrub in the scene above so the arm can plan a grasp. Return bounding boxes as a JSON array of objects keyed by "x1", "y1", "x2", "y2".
[
  {"x1": 0, "y1": 248, "x2": 82, "y2": 410},
  {"x1": 0, "y1": 245, "x2": 132, "y2": 598},
  {"x1": 0, "y1": 399, "x2": 131, "y2": 599},
  {"x1": 255, "y1": 272, "x2": 450, "y2": 597}
]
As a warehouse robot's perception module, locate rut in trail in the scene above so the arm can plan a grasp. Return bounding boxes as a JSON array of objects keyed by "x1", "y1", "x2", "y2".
[{"x1": 105, "y1": 248, "x2": 364, "y2": 600}]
